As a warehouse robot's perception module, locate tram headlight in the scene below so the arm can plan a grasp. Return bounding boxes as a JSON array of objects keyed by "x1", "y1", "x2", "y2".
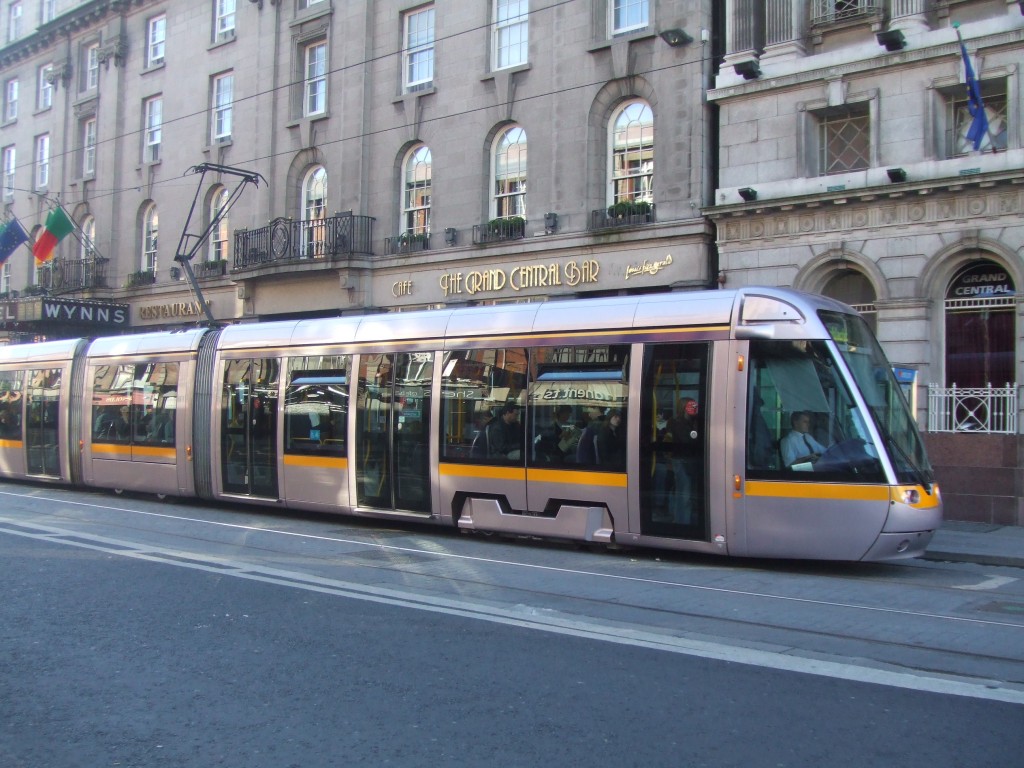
[{"x1": 900, "y1": 488, "x2": 920, "y2": 505}]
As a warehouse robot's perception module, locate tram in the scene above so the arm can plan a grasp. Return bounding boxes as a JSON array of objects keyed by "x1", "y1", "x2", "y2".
[{"x1": 0, "y1": 287, "x2": 941, "y2": 561}]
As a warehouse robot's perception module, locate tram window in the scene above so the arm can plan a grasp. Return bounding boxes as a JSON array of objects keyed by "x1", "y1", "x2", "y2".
[
  {"x1": 91, "y1": 363, "x2": 179, "y2": 446},
  {"x1": 527, "y1": 345, "x2": 630, "y2": 469},
  {"x1": 745, "y1": 340, "x2": 884, "y2": 483},
  {"x1": 440, "y1": 347, "x2": 527, "y2": 462},
  {"x1": 0, "y1": 370, "x2": 23, "y2": 440},
  {"x1": 284, "y1": 355, "x2": 349, "y2": 456}
]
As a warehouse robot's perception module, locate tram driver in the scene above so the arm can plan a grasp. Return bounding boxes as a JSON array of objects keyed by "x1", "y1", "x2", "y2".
[{"x1": 781, "y1": 411, "x2": 829, "y2": 469}]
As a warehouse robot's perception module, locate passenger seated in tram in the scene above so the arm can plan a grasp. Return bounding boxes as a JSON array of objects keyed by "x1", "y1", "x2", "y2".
[
  {"x1": 781, "y1": 411, "x2": 829, "y2": 469},
  {"x1": 484, "y1": 404, "x2": 523, "y2": 461},
  {"x1": 575, "y1": 407, "x2": 604, "y2": 465}
]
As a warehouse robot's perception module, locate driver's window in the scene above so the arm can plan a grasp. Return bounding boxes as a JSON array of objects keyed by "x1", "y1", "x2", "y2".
[{"x1": 746, "y1": 340, "x2": 884, "y2": 483}]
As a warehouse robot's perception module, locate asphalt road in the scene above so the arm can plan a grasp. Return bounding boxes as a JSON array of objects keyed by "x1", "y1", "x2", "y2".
[{"x1": 1, "y1": 484, "x2": 1022, "y2": 767}]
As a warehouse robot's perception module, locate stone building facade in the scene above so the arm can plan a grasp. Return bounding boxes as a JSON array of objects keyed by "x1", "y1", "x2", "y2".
[{"x1": 708, "y1": 0, "x2": 1024, "y2": 524}]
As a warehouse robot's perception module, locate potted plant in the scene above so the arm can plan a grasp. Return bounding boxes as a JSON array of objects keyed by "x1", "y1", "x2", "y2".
[{"x1": 486, "y1": 216, "x2": 526, "y2": 239}]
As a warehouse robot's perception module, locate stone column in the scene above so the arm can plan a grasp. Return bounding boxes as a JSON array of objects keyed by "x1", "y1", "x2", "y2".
[
  {"x1": 721, "y1": 0, "x2": 764, "y2": 77},
  {"x1": 761, "y1": 0, "x2": 806, "y2": 65},
  {"x1": 889, "y1": 0, "x2": 930, "y2": 35}
]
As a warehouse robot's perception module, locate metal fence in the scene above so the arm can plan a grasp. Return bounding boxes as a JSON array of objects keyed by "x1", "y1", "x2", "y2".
[{"x1": 927, "y1": 383, "x2": 1018, "y2": 434}]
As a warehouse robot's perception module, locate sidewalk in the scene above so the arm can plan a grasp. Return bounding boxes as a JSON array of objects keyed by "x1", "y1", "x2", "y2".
[{"x1": 923, "y1": 520, "x2": 1024, "y2": 568}]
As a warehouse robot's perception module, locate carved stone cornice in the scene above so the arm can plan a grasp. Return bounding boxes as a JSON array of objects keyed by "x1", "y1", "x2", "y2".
[{"x1": 44, "y1": 61, "x2": 72, "y2": 89}]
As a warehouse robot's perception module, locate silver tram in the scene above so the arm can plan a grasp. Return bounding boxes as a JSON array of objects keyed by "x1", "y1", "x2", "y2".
[{"x1": 0, "y1": 287, "x2": 941, "y2": 561}]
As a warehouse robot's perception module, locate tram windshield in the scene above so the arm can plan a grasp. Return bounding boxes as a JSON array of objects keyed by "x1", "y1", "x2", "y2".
[{"x1": 821, "y1": 310, "x2": 935, "y2": 487}]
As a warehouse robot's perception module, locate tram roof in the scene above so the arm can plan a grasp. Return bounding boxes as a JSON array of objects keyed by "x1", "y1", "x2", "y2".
[
  {"x1": 214, "y1": 287, "x2": 853, "y2": 352},
  {"x1": 86, "y1": 327, "x2": 209, "y2": 358},
  {"x1": 0, "y1": 337, "x2": 86, "y2": 364}
]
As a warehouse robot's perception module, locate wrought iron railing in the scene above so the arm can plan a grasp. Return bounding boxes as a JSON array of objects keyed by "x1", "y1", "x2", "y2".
[
  {"x1": 233, "y1": 212, "x2": 374, "y2": 270},
  {"x1": 39, "y1": 256, "x2": 109, "y2": 295},
  {"x1": 384, "y1": 233, "x2": 432, "y2": 255},
  {"x1": 927, "y1": 383, "x2": 1018, "y2": 434},
  {"x1": 472, "y1": 218, "x2": 527, "y2": 245},
  {"x1": 589, "y1": 204, "x2": 656, "y2": 232},
  {"x1": 125, "y1": 270, "x2": 157, "y2": 288},
  {"x1": 810, "y1": 0, "x2": 884, "y2": 26}
]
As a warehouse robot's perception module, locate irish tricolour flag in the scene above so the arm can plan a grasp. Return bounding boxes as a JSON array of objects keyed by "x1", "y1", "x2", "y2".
[{"x1": 33, "y1": 206, "x2": 75, "y2": 265}]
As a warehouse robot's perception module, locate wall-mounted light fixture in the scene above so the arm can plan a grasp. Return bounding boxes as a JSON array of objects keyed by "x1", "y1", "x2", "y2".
[
  {"x1": 544, "y1": 212, "x2": 558, "y2": 233},
  {"x1": 738, "y1": 187, "x2": 758, "y2": 202},
  {"x1": 876, "y1": 29, "x2": 906, "y2": 51},
  {"x1": 733, "y1": 59, "x2": 761, "y2": 80},
  {"x1": 886, "y1": 167, "x2": 907, "y2": 183},
  {"x1": 444, "y1": 227, "x2": 457, "y2": 246},
  {"x1": 659, "y1": 28, "x2": 693, "y2": 47}
]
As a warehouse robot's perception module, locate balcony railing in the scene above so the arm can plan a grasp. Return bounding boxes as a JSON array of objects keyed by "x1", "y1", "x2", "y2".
[
  {"x1": 589, "y1": 203, "x2": 656, "y2": 232},
  {"x1": 384, "y1": 233, "x2": 432, "y2": 255},
  {"x1": 810, "y1": 0, "x2": 884, "y2": 27},
  {"x1": 473, "y1": 217, "x2": 527, "y2": 245},
  {"x1": 233, "y1": 212, "x2": 374, "y2": 270},
  {"x1": 125, "y1": 270, "x2": 157, "y2": 289},
  {"x1": 39, "y1": 256, "x2": 109, "y2": 295},
  {"x1": 927, "y1": 383, "x2": 1018, "y2": 434}
]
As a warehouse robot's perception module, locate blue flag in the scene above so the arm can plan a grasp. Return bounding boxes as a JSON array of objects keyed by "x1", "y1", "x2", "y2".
[
  {"x1": 0, "y1": 218, "x2": 28, "y2": 265},
  {"x1": 959, "y1": 39, "x2": 989, "y2": 151}
]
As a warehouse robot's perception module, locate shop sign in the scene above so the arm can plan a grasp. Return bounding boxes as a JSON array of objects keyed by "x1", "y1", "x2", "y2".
[
  {"x1": 440, "y1": 259, "x2": 600, "y2": 298},
  {"x1": 42, "y1": 298, "x2": 129, "y2": 327},
  {"x1": 139, "y1": 300, "x2": 207, "y2": 321},
  {"x1": 948, "y1": 262, "x2": 1015, "y2": 298}
]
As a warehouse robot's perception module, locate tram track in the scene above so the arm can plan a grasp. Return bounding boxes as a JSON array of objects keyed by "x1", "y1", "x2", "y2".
[{"x1": 3, "y1": 483, "x2": 1024, "y2": 699}]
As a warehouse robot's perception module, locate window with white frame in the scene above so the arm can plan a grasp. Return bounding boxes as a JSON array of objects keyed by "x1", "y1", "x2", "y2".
[
  {"x1": 142, "y1": 204, "x2": 158, "y2": 272},
  {"x1": 1, "y1": 262, "x2": 9, "y2": 294},
  {"x1": 2, "y1": 145, "x2": 14, "y2": 198},
  {"x1": 493, "y1": 0, "x2": 528, "y2": 70},
  {"x1": 493, "y1": 125, "x2": 527, "y2": 218},
  {"x1": 947, "y1": 80, "x2": 1007, "y2": 157},
  {"x1": 80, "y1": 215, "x2": 96, "y2": 260},
  {"x1": 143, "y1": 96, "x2": 162, "y2": 162},
  {"x1": 37, "y1": 65, "x2": 53, "y2": 111},
  {"x1": 810, "y1": 0, "x2": 879, "y2": 27},
  {"x1": 3, "y1": 78, "x2": 17, "y2": 122},
  {"x1": 34, "y1": 133, "x2": 49, "y2": 189},
  {"x1": 402, "y1": 145, "x2": 431, "y2": 235},
  {"x1": 7, "y1": 2, "x2": 22, "y2": 43},
  {"x1": 301, "y1": 166, "x2": 327, "y2": 257},
  {"x1": 610, "y1": 100, "x2": 654, "y2": 205},
  {"x1": 41, "y1": 0, "x2": 55, "y2": 24},
  {"x1": 299, "y1": 0, "x2": 326, "y2": 9},
  {"x1": 84, "y1": 43, "x2": 99, "y2": 91},
  {"x1": 214, "y1": 0, "x2": 235, "y2": 42},
  {"x1": 212, "y1": 72, "x2": 233, "y2": 142},
  {"x1": 610, "y1": 0, "x2": 648, "y2": 36},
  {"x1": 209, "y1": 187, "x2": 229, "y2": 262},
  {"x1": 403, "y1": 6, "x2": 434, "y2": 92},
  {"x1": 82, "y1": 116, "x2": 97, "y2": 176},
  {"x1": 147, "y1": 15, "x2": 166, "y2": 67},
  {"x1": 817, "y1": 104, "x2": 869, "y2": 175},
  {"x1": 304, "y1": 41, "x2": 326, "y2": 116}
]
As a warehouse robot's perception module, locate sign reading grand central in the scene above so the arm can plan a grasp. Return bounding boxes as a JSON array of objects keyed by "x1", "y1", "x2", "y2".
[{"x1": 439, "y1": 259, "x2": 601, "y2": 298}]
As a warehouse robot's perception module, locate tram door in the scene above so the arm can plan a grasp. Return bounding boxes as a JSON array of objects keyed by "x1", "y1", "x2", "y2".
[
  {"x1": 355, "y1": 352, "x2": 432, "y2": 513},
  {"x1": 221, "y1": 358, "x2": 279, "y2": 498},
  {"x1": 638, "y1": 343, "x2": 709, "y2": 540},
  {"x1": 25, "y1": 368, "x2": 61, "y2": 477}
]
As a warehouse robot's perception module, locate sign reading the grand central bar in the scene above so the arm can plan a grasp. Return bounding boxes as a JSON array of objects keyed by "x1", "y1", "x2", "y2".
[{"x1": 440, "y1": 259, "x2": 600, "y2": 298}]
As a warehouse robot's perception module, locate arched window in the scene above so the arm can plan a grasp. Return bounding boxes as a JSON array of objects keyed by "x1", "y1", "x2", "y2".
[
  {"x1": 493, "y1": 125, "x2": 526, "y2": 219},
  {"x1": 822, "y1": 270, "x2": 877, "y2": 332},
  {"x1": 79, "y1": 215, "x2": 96, "y2": 260},
  {"x1": 302, "y1": 166, "x2": 327, "y2": 257},
  {"x1": 944, "y1": 260, "x2": 1016, "y2": 388},
  {"x1": 142, "y1": 204, "x2": 158, "y2": 273},
  {"x1": 208, "y1": 186, "x2": 229, "y2": 262},
  {"x1": 402, "y1": 144, "x2": 431, "y2": 235},
  {"x1": 610, "y1": 99, "x2": 653, "y2": 206}
]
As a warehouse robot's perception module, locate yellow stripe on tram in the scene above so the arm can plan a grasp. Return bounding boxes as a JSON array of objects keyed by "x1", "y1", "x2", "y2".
[
  {"x1": 745, "y1": 480, "x2": 890, "y2": 502},
  {"x1": 0, "y1": 439, "x2": 23, "y2": 449},
  {"x1": 91, "y1": 442, "x2": 133, "y2": 457},
  {"x1": 131, "y1": 445, "x2": 177, "y2": 460},
  {"x1": 283, "y1": 454, "x2": 348, "y2": 470},
  {"x1": 439, "y1": 463, "x2": 627, "y2": 487}
]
